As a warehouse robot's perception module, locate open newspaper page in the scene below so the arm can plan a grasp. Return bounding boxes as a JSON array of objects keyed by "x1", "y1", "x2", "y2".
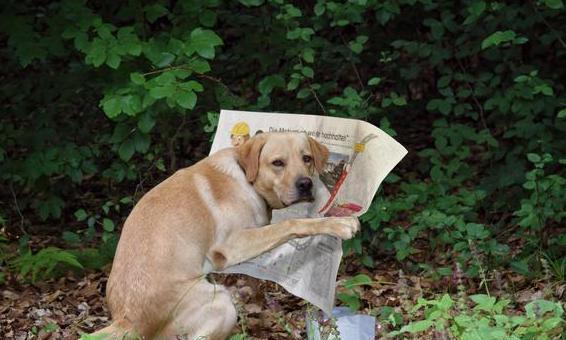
[{"x1": 209, "y1": 110, "x2": 407, "y2": 314}]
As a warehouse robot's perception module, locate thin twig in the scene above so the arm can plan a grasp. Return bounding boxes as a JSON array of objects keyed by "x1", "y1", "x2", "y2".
[
  {"x1": 456, "y1": 58, "x2": 489, "y2": 132},
  {"x1": 196, "y1": 73, "x2": 224, "y2": 84},
  {"x1": 9, "y1": 183, "x2": 26, "y2": 234},
  {"x1": 309, "y1": 82, "x2": 328, "y2": 115},
  {"x1": 143, "y1": 65, "x2": 226, "y2": 86},
  {"x1": 339, "y1": 32, "x2": 365, "y2": 91},
  {"x1": 142, "y1": 65, "x2": 185, "y2": 76},
  {"x1": 144, "y1": 65, "x2": 232, "y2": 96},
  {"x1": 296, "y1": 57, "x2": 327, "y2": 114}
]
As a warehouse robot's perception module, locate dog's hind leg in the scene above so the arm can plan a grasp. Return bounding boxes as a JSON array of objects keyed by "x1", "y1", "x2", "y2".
[{"x1": 156, "y1": 278, "x2": 237, "y2": 340}]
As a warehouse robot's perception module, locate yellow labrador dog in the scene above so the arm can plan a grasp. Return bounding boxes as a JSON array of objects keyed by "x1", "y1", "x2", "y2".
[{"x1": 94, "y1": 132, "x2": 359, "y2": 339}]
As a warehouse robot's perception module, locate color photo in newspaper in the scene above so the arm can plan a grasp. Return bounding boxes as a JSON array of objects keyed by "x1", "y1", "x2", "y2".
[{"x1": 209, "y1": 110, "x2": 407, "y2": 314}]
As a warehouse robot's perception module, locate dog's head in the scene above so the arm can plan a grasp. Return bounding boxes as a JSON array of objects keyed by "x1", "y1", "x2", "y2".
[{"x1": 237, "y1": 132, "x2": 329, "y2": 209}]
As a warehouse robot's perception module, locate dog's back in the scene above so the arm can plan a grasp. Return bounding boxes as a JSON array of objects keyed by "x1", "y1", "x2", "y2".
[
  {"x1": 93, "y1": 133, "x2": 359, "y2": 339},
  {"x1": 102, "y1": 148, "x2": 265, "y2": 337}
]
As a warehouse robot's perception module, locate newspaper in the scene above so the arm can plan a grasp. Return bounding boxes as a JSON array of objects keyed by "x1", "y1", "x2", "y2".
[{"x1": 209, "y1": 110, "x2": 407, "y2": 314}]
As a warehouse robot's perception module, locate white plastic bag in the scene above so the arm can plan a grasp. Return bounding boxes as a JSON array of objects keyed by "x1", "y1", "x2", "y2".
[{"x1": 306, "y1": 307, "x2": 376, "y2": 340}]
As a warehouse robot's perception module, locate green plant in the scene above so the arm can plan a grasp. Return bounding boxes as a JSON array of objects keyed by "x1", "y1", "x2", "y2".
[
  {"x1": 31, "y1": 322, "x2": 59, "y2": 335},
  {"x1": 0, "y1": 231, "x2": 7, "y2": 284},
  {"x1": 514, "y1": 153, "x2": 565, "y2": 249},
  {"x1": 541, "y1": 253, "x2": 566, "y2": 284},
  {"x1": 389, "y1": 294, "x2": 565, "y2": 339},
  {"x1": 11, "y1": 246, "x2": 83, "y2": 283},
  {"x1": 0, "y1": 0, "x2": 564, "y2": 303},
  {"x1": 336, "y1": 274, "x2": 374, "y2": 311}
]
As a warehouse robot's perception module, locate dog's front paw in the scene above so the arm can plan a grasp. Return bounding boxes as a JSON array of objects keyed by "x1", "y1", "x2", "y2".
[{"x1": 327, "y1": 216, "x2": 360, "y2": 240}]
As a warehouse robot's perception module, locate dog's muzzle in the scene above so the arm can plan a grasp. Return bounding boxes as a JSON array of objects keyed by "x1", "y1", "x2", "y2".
[{"x1": 295, "y1": 177, "x2": 314, "y2": 202}]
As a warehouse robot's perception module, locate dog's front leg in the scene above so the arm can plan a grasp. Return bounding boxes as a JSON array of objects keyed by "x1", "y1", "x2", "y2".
[{"x1": 208, "y1": 216, "x2": 359, "y2": 270}]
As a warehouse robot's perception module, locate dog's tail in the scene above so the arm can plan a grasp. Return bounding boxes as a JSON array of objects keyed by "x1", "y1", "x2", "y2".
[{"x1": 89, "y1": 322, "x2": 140, "y2": 339}]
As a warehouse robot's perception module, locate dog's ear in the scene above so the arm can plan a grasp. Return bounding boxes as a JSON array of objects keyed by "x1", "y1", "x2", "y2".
[
  {"x1": 307, "y1": 136, "x2": 329, "y2": 174},
  {"x1": 238, "y1": 134, "x2": 267, "y2": 182}
]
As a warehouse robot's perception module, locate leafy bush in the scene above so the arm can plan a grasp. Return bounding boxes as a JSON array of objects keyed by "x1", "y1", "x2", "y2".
[
  {"x1": 390, "y1": 294, "x2": 565, "y2": 339},
  {"x1": 11, "y1": 246, "x2": 83, "y2": 283},
  {"x1": 0, "y1": 0, "x2": 564, "y2": 287}
]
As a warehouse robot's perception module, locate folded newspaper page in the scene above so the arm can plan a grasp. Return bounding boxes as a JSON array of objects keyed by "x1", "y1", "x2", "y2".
[{"x1": 209, "y1": 110, "x2": 407, "y2": 314}]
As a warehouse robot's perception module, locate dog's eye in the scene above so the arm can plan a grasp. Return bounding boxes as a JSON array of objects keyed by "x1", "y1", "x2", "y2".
[
  {"x1": 272, "y1": 159, "x2": 285, "y2": 167},
  {"x1": 303, "y1": 155, "x2": 312, "y2": 163}
]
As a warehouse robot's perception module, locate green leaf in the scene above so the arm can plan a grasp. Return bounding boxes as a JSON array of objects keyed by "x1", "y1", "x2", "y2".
[
  {"x1": 481, "y1": 30, "x2": 517, "y2": 49},
  {"x1": 337, "y1": 292, "x2": 361, "y2": 311},
  {"x1": 144, "y1": 4, "x2": 169, "y2": 23},
  {"x1": 239, "y1": 0, "x2": 264, "y2": 6},
  {"x1": 189, "y1": 58, "x2": 211, "y2": 73},
  {"x1": 86, "y1": 38, "x2": 106, "y2": 67},
  {"x1": 74, "y1": 209, "x2": 88, "y2": 222},
  {"x1": 344, "y1": 274, "x2": 373, "y2": 289},
  {"x1": 438, "y1": 100, "x2": 452, "y2": 115},
  {"x1": 510, "y1": 260, "x2": 530, "y2": 275},
  {"x1": 176, "y1": 91, "x2": 197, "y2": 109},
  {"x1": 392, "y1": 95, "x2": 407, "y2": 106},
  {"x1": 155, "y1": 71, "x2": 175, "y2": 85},
  {"x1": 287, "y1": 78, "x2": 300, "y2": 91},
  {"x1": 286, "y1": 28, "x2": 301, "y2": 40},
  {"x1": 102, "y1": 97, "x2": 121, "y2": 118},
  {"x1": 106, "y1": 53, "x2": 121, "y2": 69},
  {"x1": 544, "y1": 0, "x2": 564, "y2": 9},
  {"x1": 185, "y1": 28, "x2": 223, "y2": 59},
  {"x1": 258, "y1": 75, "x2": 285, "y2": 95},
  {"x1": 297, "y1": 88, "x2": 310, "y2": 99},
  {"x1": 430, "y1": 22, "x2": 444, "y2": 39},
  {"x1": 400, "y1": 320, "x2": 433, "y2": 333},
  {"x1": 130, "y1": 72, "x2": 145, "y2": 85},
  {"x1": 558, "y1": 108, "x2": 566, "y2": 118},
  {"x1": 437, "y1": 267, "x2": 452, "y2": 276},
  {"x1": 117, "y1": 27, "x2": 142, "y2": 56},
  {"x1": 199, "y1": 10, "x2": 217, "y2": 27},
  {"x1": 302, "y1": 48, "x2": 315, "y2": 63},
  {"x1": 121, "y1": 95, "x2": 142, "y2": 116},
  {"x1": 154, "y1": 52, "x2": 175, "y2": 67},
  {"x1": 102, "y1": 218, "x2": 115, "y2": 232},
  {"x1": 525, "y1": 300, "x2": 561, "y2": 318},
  {"x1": 179, "y1": 80, "x2": 204, "y2": 92},
  {"x1": 542, "y1": 317, "x2": 562, "y2": 330},
  {"x1": 302, "y1": 66, "x2": 314, "y2": 78},
  {"x1": 149, "y1": 85, "x2": 175, "y2": 99},
  {"x1": 527, "y1": 153, "x2": 541, "y2": 163},
  {"x1": 534, "y1": 84, "x2": 554, "y2": 96},
  {"x1": 137, "y1": 113, "x2": 155, "y2": 134},
  {"x1": 74, "y1": 32, "x2": 89, "y2": 52},
  {"x1": 285, "y1": 5, "x2": 302, "y2": 18},
  {"x1": 314, "y1": 3, "x2": 325, "y2": 16},
  {"x1": 133, "y1": 132, "x2": 150, "y2": 153},
  {"x1": 514, "y1": 74, "x2": 530, "y2": 83},
  {"x1": 368, "y1": 77, "x2": 382, "y2": 86},
  {"x1": 62, "y1": 231, "x2": 81, "y2": 245},
  {"x1": 118, "y1": 139, "x2": 135, "y2": 161},
  {"x1": 470, "y1": 294, "x2": 496, "y2": 311},
  {"x1": 437, "y1": 75, "x2": 451, "y2": 88},
  {"x1": 438, "y1": 294, "x2": 453, "y2": 310},
  {"x1": 349, "y1": 41, "x2": 363, "y2": 54},
  {"x1": 469, "y1": 1, "x2": 486, "y2": 16}
]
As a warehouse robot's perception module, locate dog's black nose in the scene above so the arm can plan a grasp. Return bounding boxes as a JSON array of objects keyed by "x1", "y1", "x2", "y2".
[{"x1": 296, "y1": 177, "x2": 313, "y2": 193}]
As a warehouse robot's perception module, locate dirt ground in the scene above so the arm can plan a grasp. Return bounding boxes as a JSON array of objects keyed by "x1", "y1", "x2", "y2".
[
  {"x1": 0, "y1": 257, "x2": 396, "y2": 339},
  {"x1": 2, "y1": 252, "x2": 562, "y2": 339}
]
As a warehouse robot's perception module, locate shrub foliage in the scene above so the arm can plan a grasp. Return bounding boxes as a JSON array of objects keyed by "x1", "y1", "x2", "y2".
[{"x1": 0, "y1": 0, "x2": 565, "y2": 289}]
